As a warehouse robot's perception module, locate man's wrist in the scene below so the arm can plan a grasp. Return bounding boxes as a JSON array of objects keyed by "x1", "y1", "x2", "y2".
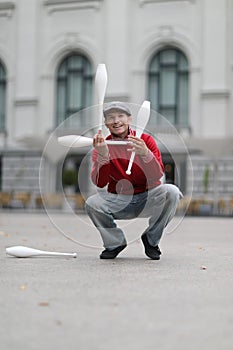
[
  {"x1": 141, "y1": 148, "x2": 149, "y2": 157},
  {"x1": 97, "y1": 152, "x2": 110, "y2": 165},
  {"x1": 140, "y1": 150, "x2": 154, "y2": 163},
  {"x1": 98, "y1": 152, "x2": 109, "y2": 158}
]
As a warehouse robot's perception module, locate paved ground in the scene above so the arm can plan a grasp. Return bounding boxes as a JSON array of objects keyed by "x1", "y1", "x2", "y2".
[{"x1": 0, "y1": 211, "x2": 233, "y2": 350}]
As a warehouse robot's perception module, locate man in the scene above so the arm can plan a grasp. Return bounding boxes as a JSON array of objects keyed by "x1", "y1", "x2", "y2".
[{"x1": 85, "y1": 101, "x2": 181, "y2": 260}]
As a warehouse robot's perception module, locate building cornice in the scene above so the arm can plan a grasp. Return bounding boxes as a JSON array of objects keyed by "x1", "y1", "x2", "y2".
[
  {"x1": 139, "y1": 0, "x2": 195, "y2": 6},
  {"x1": 43, "y1": 0, "x2": 103, "y2": 14},
  {"x1": 14, "y1": 98, "x2": 38, "y2": 107},
  {"x1": 201, "y1": 89, "x2": 230, "y2": 99}
]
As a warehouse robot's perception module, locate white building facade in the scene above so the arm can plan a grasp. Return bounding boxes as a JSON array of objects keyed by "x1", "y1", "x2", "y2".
[{"x1": 0, "y1": 0, "x2": 233, "y2": 207}]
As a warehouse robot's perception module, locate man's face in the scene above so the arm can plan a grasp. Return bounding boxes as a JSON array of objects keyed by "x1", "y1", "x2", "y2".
[{"x1": 104, "y1": 109, "x2": 132, "y2": 138}]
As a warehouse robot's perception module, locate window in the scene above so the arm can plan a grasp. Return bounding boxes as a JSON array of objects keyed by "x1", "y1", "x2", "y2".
[
  {"x1": 148, "y1": 48, "x2": 189, "y2": 127},
  {"x1": 56, "y1": 54, "x2": 93, "y2": 126},
  {"x1": 0, "y1": 61, "x2": 6, "y2": 132}
]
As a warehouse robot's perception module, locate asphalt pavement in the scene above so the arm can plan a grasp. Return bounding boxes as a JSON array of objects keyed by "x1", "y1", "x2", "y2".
[{"x1": 0, "y1": 211, "x2": 233, "y2": 350}]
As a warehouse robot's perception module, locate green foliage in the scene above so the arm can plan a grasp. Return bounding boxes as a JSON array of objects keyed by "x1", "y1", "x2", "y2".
[
  {"x1": 62, "y1": 168, "x2": 77, "y2": 187},
  {"x1": 203, "y1": 166, "x2": 210, "y2": 194}
]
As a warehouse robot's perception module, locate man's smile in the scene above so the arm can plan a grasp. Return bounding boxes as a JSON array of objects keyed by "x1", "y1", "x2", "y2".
[{"x1": 113, "y1": 124, "x2": 123, "y2": 129}]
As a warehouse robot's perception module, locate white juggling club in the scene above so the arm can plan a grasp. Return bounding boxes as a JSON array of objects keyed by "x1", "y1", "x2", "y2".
[
  {"x1": 126, "y1": 100, "x2": 151, "y2": 175},
  {"x1": 95, "y1": 63, "x2": 108, "y2": 130},
  {"x1": 58, "y1": 135, "x2": 130, "y2": 148},
  {"x1": 6, "y1": 246, "x2": 77, "y2": 258}
]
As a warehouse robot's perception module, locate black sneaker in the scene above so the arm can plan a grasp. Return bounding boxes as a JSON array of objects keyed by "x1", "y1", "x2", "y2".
[
  {"x1": 100, "y1": 244, "x2": 127, "y2": 259},
  {"x1": 141, "y1": 234, "x2": 161, "y2": 260}
]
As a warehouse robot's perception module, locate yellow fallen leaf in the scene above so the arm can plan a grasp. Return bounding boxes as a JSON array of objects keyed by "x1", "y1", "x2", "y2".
[
  {"x1": 0, "y1": 231, "x2": 10, "y2": 237},
  {"x1": 20, "y1": 284, "x2": 27, "y2": 291},
  {"x1": 38, "y1": 302, "x2": 50, "y2": 307}
]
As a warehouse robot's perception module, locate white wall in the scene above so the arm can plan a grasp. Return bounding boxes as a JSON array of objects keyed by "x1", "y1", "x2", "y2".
[
  {"x1": 1, "y1": 0, "x2": 232, "y2": 146},
  {"x1": 0, "y1": 0, "x2": 233, "y2": 196}
]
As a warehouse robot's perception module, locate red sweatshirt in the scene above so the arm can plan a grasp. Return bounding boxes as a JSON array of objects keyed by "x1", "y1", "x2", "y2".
[{"x1": 91, "y1": 129, "x2": 164, "y2": 195}]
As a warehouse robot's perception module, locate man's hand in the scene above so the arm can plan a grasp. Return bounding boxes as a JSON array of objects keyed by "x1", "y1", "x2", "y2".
[
  {"x1": 127, "y1": 136, "x2": 149, "y2": 157},
  {"x1": 93, "y1": 130, "x2": 109, "y2": 157}
]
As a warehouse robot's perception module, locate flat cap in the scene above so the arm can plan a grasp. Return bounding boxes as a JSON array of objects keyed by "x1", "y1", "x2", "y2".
[{"x1": 103, "y1": 101, "x2": 131, "y2": 116}]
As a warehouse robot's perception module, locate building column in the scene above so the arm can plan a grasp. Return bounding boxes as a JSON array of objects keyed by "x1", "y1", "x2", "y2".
[
  {"x1": 14, "y1": 0, "x2": 39, "y2": 140},
  {"x1": 103, "y1": 0, "x2": 130, "y2": 101},
  {"x1": 201, "y1": 0, "x2": 228, "y2": 138}
]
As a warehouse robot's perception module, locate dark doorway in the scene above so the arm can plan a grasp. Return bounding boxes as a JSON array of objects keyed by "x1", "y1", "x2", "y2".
[{"x1": 164, "y1": 161, "x2": 175, "y2": 184}]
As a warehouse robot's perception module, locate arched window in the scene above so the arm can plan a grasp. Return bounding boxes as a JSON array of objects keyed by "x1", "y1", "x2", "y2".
[
  {"x1": 0, "y1": 61, "x2": 6, "y2": 132},
  {"x1": 56, "y1": 54, "x2": 93, "y2": 126},
  {"x1": 148, "y1": 48, "x2": 189, "y2": 127}
]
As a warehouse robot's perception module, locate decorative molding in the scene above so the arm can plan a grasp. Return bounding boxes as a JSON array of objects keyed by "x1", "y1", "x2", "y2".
[
  {"x1": 157, "y1": 25, "x2": 174, "y2": 38},
  {"x1": 134, "y1": 26, "x2": 200, "y2": 72},
  {"x1": 105, "y1": 94, "x2": 129, "y2": 103},
  {"x1": 201, "y1": 89, "x2": 230, "y2": 99},
  {"x1": 40, "y1": 32, "x2": 99, "y2": 78},
  {"x1": 14, "y1": 98, "x2": 38, "y2": 107},
  {"x1": 0, "y1": 1, "x2": 15, "y2": 18},
  {"x1": 139, "y1": 0, "x2": 195, "y2": 6},
  {"x1": 64, "y1": 32, "x2": 80, "y2": 48},
  {"x1": 43, "y1": 0, "x2": 103, "y2": 14}
]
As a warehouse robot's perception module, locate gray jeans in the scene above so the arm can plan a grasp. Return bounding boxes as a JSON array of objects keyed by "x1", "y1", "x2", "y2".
[{"x1": 85, "y1": 184, "x2": 182, "y2": 249}]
